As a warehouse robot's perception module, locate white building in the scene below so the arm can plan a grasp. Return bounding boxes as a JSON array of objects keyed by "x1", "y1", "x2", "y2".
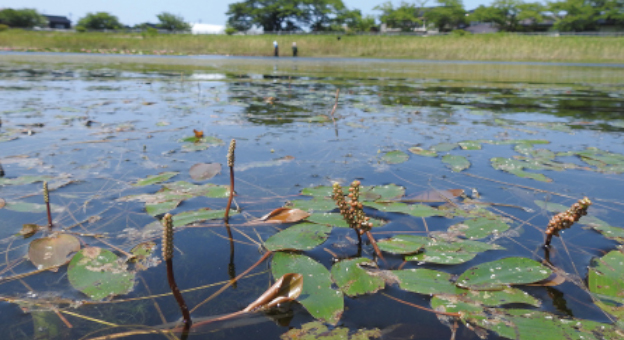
[{"x1": 191, "y1": 23, "x2": 225, "y2": 35}]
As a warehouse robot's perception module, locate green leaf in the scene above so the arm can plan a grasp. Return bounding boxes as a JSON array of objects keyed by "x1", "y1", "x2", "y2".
[
  {"x1": 132, "y1": 172, "x2": 178, "y2": 187},
  {"x1": 171, "y1": 208, "x2": 233, "y2": 227},
  {"x1": 590, "y1": 224, "x2": 624, "y2": 243},
  {"x1": 430, "y1": 143, "x2": 458, "y2": 152},
  {"x1": 408, "y1": 147, "x2": 437, "y2": 157},
  {"x1": 491, "y1": 158, "x2": 552, "y2": 182},
  {"x1": 363, "y1": 201, "x2": 442, "y2": 217},
  {"x1": 290, "y1": 198, "x2": 336, "y2": 212},
  {"x1": 301, "y1": 186, "x2": 333, "y2": 198},
  {"x1": 392, "y1": 269, "x2": 464, "y2": 295},
  {"x1": 68, "y1": 247, "x2": 135, "y2": 300},
  {"x1": 456, "y1": 257, "x2": 552, "y2": 290},
  {"x1": 331, "y1": 258, "x2": 385, "y2": 297},
  {"x1": 265, "y1": 223, "x2": 332, "y2": 251},
  {"x1": 588, "y1": 250, "x2": 624, "y2": 299},
  {"x1": 281, "y1": 321, "x2": 381, "y2": 340},
  {"x1": 145, "y1": 200, "x2": 181, "y2": 216},
  {"x1": 458, "y1": 141, "x2": 482, "y2": 150},
  {"x1": 442, "y1": 155, "x2": 470, "y2": 172},
  {"x1": 0, "y1": 175, "x2": 54, "y2": 186},
  {"x1": 377, "y1": 235, "x2": 429, "y2": 254},
  {"x1": 272, "y1": 253, "x2": 344, "y2": 325},
  {"x1": 360, "y1": 184, "x2": 405, "y2": 201},
  {"x1": 382, "y1": 150, "x2": 409, "y2": 164},
  {"x1": 448, "y1": 217, "x2": 510, "y2": 239},
  {"x1": 406, "y1": 251, "x2": 476, "y2": 265},
  {"x1": 5, "y1": 201, "x2": 64, "y2": 213},
  {"x1": 460, "y1": 287, "x2": 541, "y2": 307},
  {"x1": 306, "y1": 213, "x2": 386, "y2": 229}
]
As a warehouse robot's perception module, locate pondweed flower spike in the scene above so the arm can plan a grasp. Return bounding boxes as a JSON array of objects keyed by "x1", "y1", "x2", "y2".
[
  {"x1": 225, "y1": 139, "x2": 236, "y2": 222},
  {"x1": 162, "y1": 213, "x2": 191, "y2": 329},
  {"x1": 43, "y1": 181, "x2": 53, "y2": 228},
  {"x1": 544, "y1": 197, "x2": 591, "y2": 247}
]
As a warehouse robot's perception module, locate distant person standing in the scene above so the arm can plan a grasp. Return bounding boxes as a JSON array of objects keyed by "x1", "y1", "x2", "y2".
[
  {"x1": 292, "y1": 42, "x2": 298, "y2": 57},
  {"x1": 273, "y1": 41, "x2": 279, "y2": 57}
]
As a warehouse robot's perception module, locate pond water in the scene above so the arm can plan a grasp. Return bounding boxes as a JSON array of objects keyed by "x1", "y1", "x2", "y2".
[{"x1": 1, "y1": 54, "x2": 624, "y2": 340}]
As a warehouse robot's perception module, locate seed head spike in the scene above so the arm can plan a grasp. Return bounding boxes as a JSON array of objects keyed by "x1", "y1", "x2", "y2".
[
  {"x1": 43, "y1": 181, "x2": 49, "y2": 203},
  {"x1": 162, "y1": 213, "x2": 174, "y2": 260},
  {"x1": 227, "y1": 139, "x2": 236, "y2": 167}
]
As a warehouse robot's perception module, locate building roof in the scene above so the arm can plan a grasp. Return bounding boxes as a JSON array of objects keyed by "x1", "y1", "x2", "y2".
[{"x1": 43, "y1": 15, "x2": 71, "y2": 24}]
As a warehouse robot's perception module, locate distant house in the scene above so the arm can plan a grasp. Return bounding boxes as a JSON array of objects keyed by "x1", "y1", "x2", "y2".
[
  {"x1": 43, "y1": 15, "x2": 71, "y2": 29},
  {"x1": 191, "y1": 23, "x2": 225, "y2": 34},
  {"x1": 465, "y1": 22, "x2": 499, "y2": 34}
]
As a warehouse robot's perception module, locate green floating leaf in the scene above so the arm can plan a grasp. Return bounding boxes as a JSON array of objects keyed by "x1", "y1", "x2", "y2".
[
  {"x1": 456, "y1": 257, "x2": 552, "y2": 290},
  {"x1": 458, "y1": 141, "x2": 482, "y2": 150},
  {"x1": 280, "y1": 321, "x2": 381, "y2": 340},
  {"x1": 382, "y1": 150, "x2": 409, "y2": 164},
  {"x1": 533, "y1": 200, "x2": 568, "y2": 213},
  {"x1": 0, "y1": 175, "x2": 53, "y2": 186},
  {"x1": 5, "y1": 202, "x2": 64, "y2": 213},
  {"x1": 407, "y1": 251, "x2": 476, "y2": 265},
  {"x1": 290, "y1": 198, "x2": 336, "y2": 212},
  {"x1": 442, "y1": 155, "x2": 470, "y2": 172},
  {"x1": 590, "y1": 224, "x2": 624, "y2": 243},
  {"x1": 28, "y1": 234, "x2": 81, "y2": 269},
  {"x1": 265, "y1": 223, "x2": 332, "y2": 251},
  {"x1": 461, "y1": 287, "x2": 541, "y2": 307},
  {"x1": 588, "y1": 250, "x2": 624, "y2": 299},
  {"x1": 145, "y1": 200, "x2": 181, "y2": 216},
  {"x1": 448, "y1": 217, "x2": 510, "y2": 239},
  {"x1": 430, "y1": 142, "x2": 458, "y2": 152},
  {"x1": 331, "y1": 258, "x2": 385, "y2": 297},
  {"x1": 360, "y1": 184, "x2": 405, "y2": 201},
  {"x1": 68, "y1": 247, "x2": 136, "y2": 300},
  {"x1": 377, "y1": 235, "x2": 429, "y2": 254},
  {"x1": 179, "y1": 136, "x2": 223, "y2": 152},
  {"x1": 491, "y1": 157, "x2": 552, "y2": 182},
  {"x1": 392, "y1": 269, "x2": 464, "y2": 295},
  {"x1": 301, "y1": 186, "x2": 333, "y2": 198},
  {"x1": 132, "y1": 172, "x2": 178, "y2": 187},
  {"x1": 408, "y1": 147, "x2": 437, "y2": 157},
  {"x1": 363, "y1": 201, "x2": 442, "y2": 217},
  {"x1": 171, "y1": 208, "x2": 233, "y2": 227},
  {"x1": 163, "y1": 181, "x2": 229, "y2": 198},
  {"x1": 272, "y1": 253, "x2": 344, "y2": 325}
]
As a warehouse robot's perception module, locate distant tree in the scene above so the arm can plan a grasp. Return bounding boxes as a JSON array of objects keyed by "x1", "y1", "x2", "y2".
[
  {"x1": 226, "y1": 0, "x2": 306, "y2": 32},
  {"x1": 156, "y1": 12, "x2": 191, "y2": 31},
  {"x1": 342, "y1": 9, "x2": 376, "y2": 31},
  {"x1": 549, "y1": 0, "x2": 623, "y2": 31},
  {"x1": 374, "y1": 1, "x2": 422, "y2": 31},
  {"x1": 77, "y1": 12, "x2": 123, "y2": 30},
  {"x1": 0, "y1": 8, "x2": 47, "y2": 28},
  {"x1": 423, "y1": 0, "x2": 467, "y2": 32},
  {"x1": 472, "y1": 0, "x2": 545, "y2": 31},
  {"x1": 301, "y1": 0, "x2": 347, "y2": 31}
]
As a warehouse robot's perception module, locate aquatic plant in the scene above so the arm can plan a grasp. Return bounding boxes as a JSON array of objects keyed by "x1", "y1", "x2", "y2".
[
  {"x1": 544, "y1": 197, "x2": 591, "y2": 247},
  {"x1": 162, "y1": 213, "x2": 192, "y2": 331}
]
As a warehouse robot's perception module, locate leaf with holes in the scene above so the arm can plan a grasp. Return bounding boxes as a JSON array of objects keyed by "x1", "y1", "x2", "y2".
[
  {"x1": 331, "y1": 258, "x2": 385, "y2": 297},
  {"x1": 377, "y1": 235, "x2": 429, "y2": 254},
  {"x1": 265, "y1": 223, "x2": 332, "y2": 251},
  {"x1": 382, "y1": 150, "x2": 409, "y2": 164},
  {"x1": 456, "y1": 257, "x2": 552, "y2": 290}
]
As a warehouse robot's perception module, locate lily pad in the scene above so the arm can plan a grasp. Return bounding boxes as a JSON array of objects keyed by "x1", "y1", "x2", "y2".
[
  {"x1": 408, "y1": 147, "x2": 437, "y2": 157},
  {"x1": 363, "y1": 201, "x2": 442, "y2": 217},
  {"x1": 132, "y1": 172, "x2": 178, "y2": 187},
  {"x1": 377, "y1": 235, "x2": 429, "y2": 254},
  {"x1": 28, "y1": 234, "x2": 81, "y2": 270},
  {"x1": 301, "y1": 186, "x2": 333, "y2": 198},
  {"x1": 171, "y1": 208, "x2": 233, "y2": 227},
  {"x1": 68, "y1": 247, "x2": 136, "y2": 301},
  {"x1": 0, "y1": 175, "x2": 53, "y2": 186},
  {"x1": 491, "y1": 157, "x2": 552, "y2": 182},
  {"x1": 145, "y1": 200, "x2": 181, "y2": 216},
  {"x1": 272, "y1": 253, "x2": 344, "y2": 325},
  {"x1": 460, "y1": 287, "x2": 541, "y2": 307},
  {"x1": 382, "y1": 150, "x2": 409, "y2": 164},
  {"x1": 430, "y1": 143, "x2": 458, "y2": 152},
  {"x1": 331, "y1": 258, "x2": 385, "y2": 297},
  {"x1": 360, "y1": 184, "x2": 405, "y2": 201},
  {"x1": 265, "y1": 223, "x2": 332, "y2": 251},
  {"x1": 448, "y1": 217, "x2": 510, "y2": 239},
  {"x1": 391, "y1": 268, "x2": 464, "y2": 295},
  {"x1": 306, "y1": 213, "x2": 349, "y2": 228},
  {"x1": 189, "y1": 163, "x2": 221, "y2": 181},
  {"x1": 280, "y1": 321, "x2": 381, "y2": 340},
  {"x1": 290, "y1": 198, "x2": 336, "y2": 212},
  {"x1": 5, "y1": 202, "x2": 64, "y2": 213},
  {"x1": 458, "y1": 141, "x2": 482, "y2": 150},
  {"x1": 588, "y1": 250, "x2": 624, "y2": 299},
  {"x1": 456, "y1": 257, "x2": 552, "y2": 290},
  {"x1": 407, "y1": 251, "x2": 477, "y2": 265},
  {"x1": 442, "y1": 155, "x2": 470, "y2": 172}
]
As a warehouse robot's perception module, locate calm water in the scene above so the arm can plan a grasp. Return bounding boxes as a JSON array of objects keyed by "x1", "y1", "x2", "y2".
[{"x1": 0, "y1": 55, "x2": 623, "y2": 339}]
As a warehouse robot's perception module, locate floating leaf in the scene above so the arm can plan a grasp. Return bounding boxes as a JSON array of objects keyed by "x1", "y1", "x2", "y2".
[
  {"x1": 590, "y1": 224, "x2": 624, "y2": 243},
  {"x1": 301, "y1": 186, "x2": 333, "y2": 197},
  {"x1": 19, "y1": 224, "x2": 44, "y2": 238},
  {"x1": 0, "y1": 175, "x2": 54, "y2": 186},
  {"x1": 442, "y1": 155, "x2": 470, "y2": 172},
  {"x1": 408, "y1": 147, "x2": 437, "y2": 157},
  {"x1": 171, "y1": 208, "x2": 233, "y2": 227},
  {"x1": 261, "y1": 208, "x2": 311, "y2": 224},
  {"x1": 68, "y1": 247, "x2": 135, "y2": 300},
  {"x1": 162, "y1": 181, "x2": 229, "y2": 198},
  {"x1": 408, "y1": 189, "x2": 464, "y2": 202},
  {"x1": 390, "y1": 269, "x2": 464, "y2": 295},
  {"x1": 290, "y1": 198, "x2": 336, "y2": 212},
  {"x1": 588, "y1": 250, "x2": 624, "y2": 299},
  {"x1": 145, "y1": 200, "x2": 180, "y2": 216},
  {"x1": 272, "y1": 253, "x2": 344, "y2": 325},
  {"x1": 460, "y1": 287, "x2": 541, "y2": 307},
  {"x1": 491, "y1": 158, "x2": 552, "y2": 182},
  {"x1": 130, "y1": 241, "x2": 156, "y2": 259},
  {"x1": 382, "y1": 150, "x2": 409, "y2": 164},
  {"x1": 377, "y1": 235, "x2": 429, "y2": 254},
  {"x1": 331, "y1": 258, "x2": 385, "y2": 297},
  {"x1": 28, "y1": 234, "x2": 81, "y2": 270},
  {"x1": 407, "y1": 251, "x2": 476, "y2": 265},
  {"x1": 448, "y1": 217, "x2": 510, "y2": 239},
  {"x1": 281, "y1": 321, "x2": 381, "y2": 340},
  {"x1": 431, "y1": 143, "x2": 458, "y2": 152},
  {"x1": 5, "y1": 202, "x2": 64, "y2": 213},
  {"x1": 306, "y1": 213, "x2": 386, "y2": 229},
  {"x1": 458, "y1": 141, "x2": 482, "y2": 150},
  {"x1": 132, "y1": 172, "x2": 178, "y2": 187},
  {"x1": 363, "y1": 201, "x2": 442, "y2": 217},
  {"x1": 237, "y1": 156, "x2": 295, "y2": 172},
  {"x1": 360, "y1": 184, "x2": 405, "y2": 201},
  {"x1": 265, "y1": 223, "x2": 331, "y2": 251},
  {"x1": 189, "y1": 163, "x2": 221, "y2": 181},
  {"x1": 243, "y1": 273, "x2": 303, "y2": 312},
  {"x1": 456, "y1": 257, "x2": 552, "y2": 290}
]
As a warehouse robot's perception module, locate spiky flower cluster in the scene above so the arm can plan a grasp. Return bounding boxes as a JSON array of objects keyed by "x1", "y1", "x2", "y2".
[
  {"x1": 43, "y1": 181, "x2": 49, "y2": 203},
  {"x1": 546, "y1": 197, "x2": 591, "y2": 237},
  {"x1": 162, "y1": 213, "x2": 174, "y2": 260},
  {"x1": 227, "y1": 139, "x2": 236, "y2": 167},
  {"x1": 332, "y1": 181, "x2": 373, "y2": 232}
]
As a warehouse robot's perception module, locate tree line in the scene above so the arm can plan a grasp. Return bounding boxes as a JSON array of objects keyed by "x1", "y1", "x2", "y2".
[{"x1": 1, "y1": 0, "x2": 623, "y2": 34}]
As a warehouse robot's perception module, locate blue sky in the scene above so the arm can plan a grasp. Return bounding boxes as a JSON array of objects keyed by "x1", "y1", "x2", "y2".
[{"x1": 9, "y1": 0, "x2": 491, "y2": 27}]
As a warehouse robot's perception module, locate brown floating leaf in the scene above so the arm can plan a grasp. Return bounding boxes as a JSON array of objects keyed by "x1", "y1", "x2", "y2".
[
  {"x1": 0, "y1": 198, "x2": 4, "y2": 209},
  {"x1": 189, "y1": 163, "x2": 222, "y2": 181},
  {"x1": 193, "y1": 129, "x2": 204, "y2": 139},
  {"x1": 407, "y1": 189, "x2": 464, "y2": 202},
  {"x1": 261, "y1": 208, "x2": 311, "y2": 223},
  {"x1": 243, "y1": 273, "x2": 303, "y2": 312},
  {"x1": 28, "y1": 234, "x2": 81, "y2": 271},
  {"x1": 19, "y1": 224, "x2": 44, "y2": 238}
]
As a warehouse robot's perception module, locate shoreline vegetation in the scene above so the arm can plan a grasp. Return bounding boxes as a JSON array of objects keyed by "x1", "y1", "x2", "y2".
[{"x1": 1, "y1": 30, "x2": 624, "y2": 63}]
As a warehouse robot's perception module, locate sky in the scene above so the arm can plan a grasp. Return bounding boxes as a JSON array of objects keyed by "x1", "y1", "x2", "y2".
[{"x1": 8, "y1": 0, "x2": 491, "y2": 27}]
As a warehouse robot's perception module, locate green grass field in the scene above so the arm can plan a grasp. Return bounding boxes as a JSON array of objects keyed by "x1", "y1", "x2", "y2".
[{"x1": 1, "y1": 30, "x2": 624, "y2": 63}]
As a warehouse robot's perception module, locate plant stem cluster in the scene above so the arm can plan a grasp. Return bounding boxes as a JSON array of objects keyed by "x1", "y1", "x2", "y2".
[
  {"x1": 332, "y1": 181, "x2": 373, "y2": 232},
  {"x1": 545, "y1": 197, "x2": 591, "y2": 246}
]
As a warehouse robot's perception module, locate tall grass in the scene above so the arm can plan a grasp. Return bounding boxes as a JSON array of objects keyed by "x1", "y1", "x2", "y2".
[{"x1": 1, "y1": 30, "x2": 623, "y2": 63}]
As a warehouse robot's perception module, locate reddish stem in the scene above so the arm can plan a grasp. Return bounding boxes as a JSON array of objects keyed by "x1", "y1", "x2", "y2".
[
  {"x1": 224, "y1": 166, "x2": 234, "y2": 222},
  {"x1": 366, "y1": 230, "x2": 384, "y2": 261},
  {"x1": 166, "y1": 259, "x2": 192, "y2": 330}
]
